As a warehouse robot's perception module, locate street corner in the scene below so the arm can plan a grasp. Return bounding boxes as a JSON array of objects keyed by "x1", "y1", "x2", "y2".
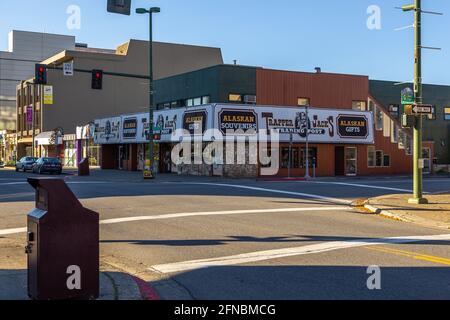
[
  {"x1": 100, "y1": 271, "x2": 160, "y2": 301},
  {"x1": 364, "y1": 193, "x2": 450, "y2": 229}
]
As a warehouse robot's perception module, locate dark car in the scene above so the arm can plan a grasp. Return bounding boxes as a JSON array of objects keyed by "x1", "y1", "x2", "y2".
[
  {"x1": 15, "y1": 157, "x2": 38, "y2": 172},
  {"x1": 32, "y1": 157, "x2": 63, "y2": 175}
]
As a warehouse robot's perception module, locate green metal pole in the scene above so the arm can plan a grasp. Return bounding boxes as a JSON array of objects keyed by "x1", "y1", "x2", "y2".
[
  {"x1": 147, "y1": 11, "x2": 155, "y2": 179},
  {"x1": 410, "y1": 0, "x2": 427, "y2": 204}
]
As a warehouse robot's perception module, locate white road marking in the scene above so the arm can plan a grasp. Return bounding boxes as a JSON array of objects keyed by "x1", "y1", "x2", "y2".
[
  {"x1": 310, "y1": 181, "x2": 428, "y2": 193},
  {"x1": 169, "y1": 182, "x2": 352, "y2": 205},
  {"x1": 150, "y1": 233, "x2": 450, "y2": 274},
  {"x1": 0, "y1": 227, "x2": 27, "y2": 236},
  {"x1": 0, "y1": 206, "x2": 351, "y2": 236},
  {"x1": 99, "y1": 206, "x2": 350, "y2": 224}
]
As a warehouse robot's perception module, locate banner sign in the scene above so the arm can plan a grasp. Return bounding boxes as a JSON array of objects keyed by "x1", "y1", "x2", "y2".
[
  {"x1": 93, "y1": 117, "x2": 121, "y2": 144},
  {"x1": 122, "y1": 117, "x2": 138, "y2": 139},
  {"x1": 26, "y1": 105, "x2": 33, "y2": 124},
  {"x1": 183, "y1": 110, "x2": 208, "y2": 135},
  {"x1": 43, "y1": 85, "x2": 53, "y2": 105},
  {"x1": 218, "y1": 109, "x2": 258, "y2": 134}
]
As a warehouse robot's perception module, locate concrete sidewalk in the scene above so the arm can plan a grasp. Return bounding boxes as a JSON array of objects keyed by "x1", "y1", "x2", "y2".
[{"x1": 364, "y1": 194, "x2": 450, "y2": 230}]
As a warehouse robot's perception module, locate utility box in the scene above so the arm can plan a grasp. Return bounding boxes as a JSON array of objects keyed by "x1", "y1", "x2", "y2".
[
  {"x1": 78, "y1": 158, "x2": 90, "y2": 176},
  {"x1": 26, "y1": 178, "x2": 99, "y2": 300}
]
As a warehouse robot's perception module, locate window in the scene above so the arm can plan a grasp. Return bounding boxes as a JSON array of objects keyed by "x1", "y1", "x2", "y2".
[
  {"x1": 427, "y1": 106, "x2": 436, "y2": 120},
  {"x1": 300, "y1": 147, "x2": 318, "y2": 168},
  {"x1": 352, "y1": 101, "x2": 367, "y2": 111},
  {"x1": 375, "y1": 151, "x2": 383, "y2": 167},
  {"x1": 368, "y1": 146, "x2": 376, "y2": 167},
  {"x1": 186, "y1": 98, "x2": 194, "y2": 107},
  {"x1": 445, "y1": 107, "x2": 450, "y2": 121},
  {"x1": 383, "y1": 155, "x2": 391, "y2": 167},
  {"x1": 281, "y1": 147, "x2": 300, "y2": 169},
  {"x1": 389, "y1": 104, "x2": 400, "y2": 118},
  {"x1": 229, "y1": 94, "x2": 242, "y2": 102},
  {"x1": 202, "y1": 96, "x2": 210, "y2": 104},
  {"x1": 345, "y1": 147, "x2": 357, "y2": 175},
  {"x1": 297, "y1": 97, "x2": 310, "y2": 106},
  {"x1": 375, "y1": 106, "x2": 383, "y2": 130},
  {"x1": 193, "y1": 97, "x2": 202, "y2": 106}
]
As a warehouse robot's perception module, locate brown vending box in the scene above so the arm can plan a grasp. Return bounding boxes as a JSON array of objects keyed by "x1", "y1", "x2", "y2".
[{"x1": 26, "y1": 178, "x2": 99, "y2": 300}]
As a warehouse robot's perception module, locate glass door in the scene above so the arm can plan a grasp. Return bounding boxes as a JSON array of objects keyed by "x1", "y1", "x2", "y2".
[{"x1": 345, "y1": 147, "x2": 357, "y2": 176}]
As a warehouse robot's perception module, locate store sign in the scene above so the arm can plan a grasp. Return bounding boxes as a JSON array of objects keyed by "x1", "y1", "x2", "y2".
[
  {"x1": 43, "y1": 85, "x2": 53, "y2": 105},
  {"x1": 401, "y1": 87, "x2": 414, "y2": 105},
  {"x1": 63, "y1": 62, "x2": 74, "y2": 76},
  {"x1": 93, "y1": 117, "x2": 121, "y2": 144},
  {"x1": 337, "y1": 115, "x2": 369, "y2": 138},
  {"x1": 218, "y1": 109, "x2": 258, "y2": 134},
  {"x1": 26, "y1": 105, "x2": 33, "y2": 124},
  {"x1": 183, "y1": 110, "x2": 208, "y2": 135},
  {"x1": 122, "y1": 117, "x2": 138, "y2": 139}
]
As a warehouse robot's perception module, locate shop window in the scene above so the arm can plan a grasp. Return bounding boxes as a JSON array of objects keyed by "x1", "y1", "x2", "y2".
[
  {"x1": 229, "y1": 94, "x2": 242, "y2": 102},
  {"x1": 300, "y1": 147, "x2": 317, "y2": 168},
  {"x1": 297, "y1": 97, "x2": 310, "y2": 106},
  {"x1": 383, "y1": 154, "x2": 391, "y2": 167},
  {"x1": 352, "y1": 101, "x2": 366, "y2": 111},
  {"x1": 444, "y1": 107, "x2": 450, "y2": 121},
  {"x1": 345, "y1": 147, "x2": 357, "y2": 175},
  {"x1": 281, "y1": 147, "x2": 300, "y2": 169},
  {"x1": 368, "y1": 146, "x2": 376, "y2": 167}
]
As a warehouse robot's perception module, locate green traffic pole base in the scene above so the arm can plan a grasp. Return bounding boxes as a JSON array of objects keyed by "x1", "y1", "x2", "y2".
[{"x1": 408, "y1": 197, "x2": 429, "y2": 205}]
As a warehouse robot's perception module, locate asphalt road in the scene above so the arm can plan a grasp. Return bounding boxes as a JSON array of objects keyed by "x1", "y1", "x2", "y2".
[{"x1": 1, "y1": 169, "x2": 449, "y2": 300}]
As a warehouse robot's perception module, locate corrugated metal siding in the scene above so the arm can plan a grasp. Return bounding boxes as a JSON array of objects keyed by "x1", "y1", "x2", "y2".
[{"x1": 256, "y1": 69, "x2": 369, "y2": 108}]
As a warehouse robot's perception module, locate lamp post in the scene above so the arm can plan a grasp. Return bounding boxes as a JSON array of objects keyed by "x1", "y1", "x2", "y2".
[
  {"x1": 304, "y1": 105, "x2": 311, "y2": 179},
  {"x1": 137, "y1": 7, "x2": 160, "y2": 179}
]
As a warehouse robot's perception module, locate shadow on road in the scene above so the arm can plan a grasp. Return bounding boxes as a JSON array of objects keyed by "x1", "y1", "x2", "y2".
[{"x1": 150, "y1": 265, "x2": 450, "y2": 300}]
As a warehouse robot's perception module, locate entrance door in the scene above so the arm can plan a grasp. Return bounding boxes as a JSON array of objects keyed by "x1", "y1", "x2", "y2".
[
  {"x1": 345, "y1": 147, "x2": 357, "y2": 176},
  {"x1": 335, "y1": 146, "x2": 345, "y2": 176}
]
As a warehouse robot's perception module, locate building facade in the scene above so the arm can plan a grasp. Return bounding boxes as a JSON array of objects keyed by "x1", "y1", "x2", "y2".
[{"x1": 15, "y1": 39, "x2": 223, "y2": 166}]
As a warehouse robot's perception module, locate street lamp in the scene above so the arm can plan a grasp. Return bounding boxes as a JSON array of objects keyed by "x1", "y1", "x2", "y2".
[{"x1": 136, "y1": 6, "x2": 160, "y2": 179}]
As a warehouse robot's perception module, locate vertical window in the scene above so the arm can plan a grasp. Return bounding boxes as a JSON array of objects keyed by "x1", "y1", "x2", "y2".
[
  {"x1": 229, "y1": 94, "x2": 242, "y2": 102},
  {"x1": 300, "y1": 147, "x2": 317, "y2": 168},
  {"x1": 375, "y1": 150, "x2": 383, "y2": 167},
  {"x1": 444, "y1": 107, "x2": 450, "y2": 121},
  {"x1": 352, "y1": 101, "x2": 367, "y2": 111},
  {"x1": 297, "y1": 97, "x2": 310, "y2": 106},
  {"x1": 375, "y1": 106, "x2": 383, "y2": 130},
  {"x1": 345, "y1": 147, "x2": 357, "y2": 175},
  {"x1": 383, "y1": 155, "x2": 391, "y2": 167},
  {"x1": 367, "y1": 146, "x2": 376, "y2": 167}
]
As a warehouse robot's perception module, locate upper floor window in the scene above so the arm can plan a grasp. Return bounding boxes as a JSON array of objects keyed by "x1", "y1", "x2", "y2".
[
  {"x1": 389, "y1": 104, "x2": 400, "y2": 118},
  {"x1": 229, "y1": 94, "x2": 242, "y2": 102},
  {"x1": 297, "y1": 97, "x2": 310, "y2": 106},
  {"x1": 352, "y1": 101, "x2": 367, "y2": 111},
  {"x1": 375, "y1": 106, "x2": 383, "y2": 130},
  {"x1": 444, "y1": 107, "x2": 450, "y2": 121}
]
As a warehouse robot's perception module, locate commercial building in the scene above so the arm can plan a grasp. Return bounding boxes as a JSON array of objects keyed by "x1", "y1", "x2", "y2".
[
  {"x1": 91, "y1": 65, "x2": 434, "y2": 178},
  {"x1": 370, "y1": 80, "x2": 450, "y2": 171},
  {"x1": 15, "y1": 39, "x2": 223, "y2": 166}
]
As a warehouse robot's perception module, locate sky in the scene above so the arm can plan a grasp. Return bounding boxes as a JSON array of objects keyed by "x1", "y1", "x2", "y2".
[{"x1": 1, "y1": 0, "x2": 449, "y2": 84}]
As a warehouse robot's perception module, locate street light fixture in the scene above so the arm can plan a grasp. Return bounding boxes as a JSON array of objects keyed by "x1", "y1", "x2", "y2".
[{"x1": 136, "y1": 6, "x2": 161, "y2": 179}]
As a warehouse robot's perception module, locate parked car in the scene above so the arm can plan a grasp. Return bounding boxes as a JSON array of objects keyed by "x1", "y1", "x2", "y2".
[
  {"x1": 15, "y1": 157, "x2": 38, "y2": 172},
  {"x1": 32, "y1": 157, "x2": 63, "y2": 175}
]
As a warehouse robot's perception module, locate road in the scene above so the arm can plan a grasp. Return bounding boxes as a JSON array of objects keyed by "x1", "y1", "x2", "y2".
[{"x1": 1, "y1": 169, "x2": 449, "y2": 300}]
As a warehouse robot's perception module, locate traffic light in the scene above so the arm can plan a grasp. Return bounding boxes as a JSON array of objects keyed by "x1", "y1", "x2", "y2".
[
  {"x1": 35, "y1": 64, "x2": 47, "y2": 84},
  {"x1": 91, "y1": 70, "x2": 103, "y2": 90}
]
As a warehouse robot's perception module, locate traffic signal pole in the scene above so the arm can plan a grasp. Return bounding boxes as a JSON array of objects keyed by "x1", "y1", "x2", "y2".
[{"x1": 147, "y1": 11, "x2": 155, "y2": 179}]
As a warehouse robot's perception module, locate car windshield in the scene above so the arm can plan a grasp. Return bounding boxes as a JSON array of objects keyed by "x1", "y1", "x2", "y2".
[
  {"x1": 26, "y1": 157, "x2": 37, "y2": 162},
  {"x1": 43, "y1": 158, "x2": 60, "y2": 164}
]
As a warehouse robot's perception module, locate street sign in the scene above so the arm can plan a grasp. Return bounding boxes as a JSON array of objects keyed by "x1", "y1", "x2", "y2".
[
  {"x1": 63, "y1": 62, "x2": 73, "y2": 76},
  {"x1": 43, "y1": 86, "x2": 53, "y2": 105},
  {"x1": 401, "y1": 87, "x2": 414, "y2": 105},
  {"x1": 404, "y1": 104, "x2": 433, "y2": 115},
  {"x1": 107, "y1": 0, "x2": 131, "y2": 15}
]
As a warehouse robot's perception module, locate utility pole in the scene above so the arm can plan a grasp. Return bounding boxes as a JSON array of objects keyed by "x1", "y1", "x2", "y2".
[{"x1": 401, "y1": 0, "x2": 441, "y2": 204}]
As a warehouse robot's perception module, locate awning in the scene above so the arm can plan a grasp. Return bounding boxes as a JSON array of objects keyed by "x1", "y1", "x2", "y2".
[{"x1": 35, "y1": 131, "x2": 63, "y2": 146}]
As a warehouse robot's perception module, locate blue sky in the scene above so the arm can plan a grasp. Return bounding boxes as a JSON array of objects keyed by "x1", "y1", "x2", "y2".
[{"x1": 1, "y1": 0, "x2": 449, "y2": 84}]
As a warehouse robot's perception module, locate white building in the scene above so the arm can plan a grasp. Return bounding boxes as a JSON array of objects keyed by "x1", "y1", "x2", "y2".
[{"x1": 0, "y1": 30, "x2": 76, "y2": 131}]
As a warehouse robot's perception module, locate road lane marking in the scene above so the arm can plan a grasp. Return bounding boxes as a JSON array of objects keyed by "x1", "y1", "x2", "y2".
[
  {"x1": 310, "y1": 181, "x2": 427, "y2": 194},
  {"x1": 0, "y1": 206, "x2": 351, "y2": 235},
  {"x1": 149, "y1": 233, "x2": 450, "y2": 274},
  {"x1": 99, "y1": 206, "x2": 350, "y2": 224},
  {"x1": 366, "y1": 246, "x2": 450, "y2": 266},
  {"x1": 0, "y1": 227, "x2": 27, "y2": 236},
  {"x1": 170, "y1": 182, "x2": 352, "y2": 205}
]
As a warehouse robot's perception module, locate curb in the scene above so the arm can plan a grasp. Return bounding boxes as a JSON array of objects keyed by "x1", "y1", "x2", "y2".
[
  {"x1": 364, "y1": 203, "x2": 415, "y2": 223},
  {"x1": 131, "y1": 275, "x2": 160, "y2": 301}
]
